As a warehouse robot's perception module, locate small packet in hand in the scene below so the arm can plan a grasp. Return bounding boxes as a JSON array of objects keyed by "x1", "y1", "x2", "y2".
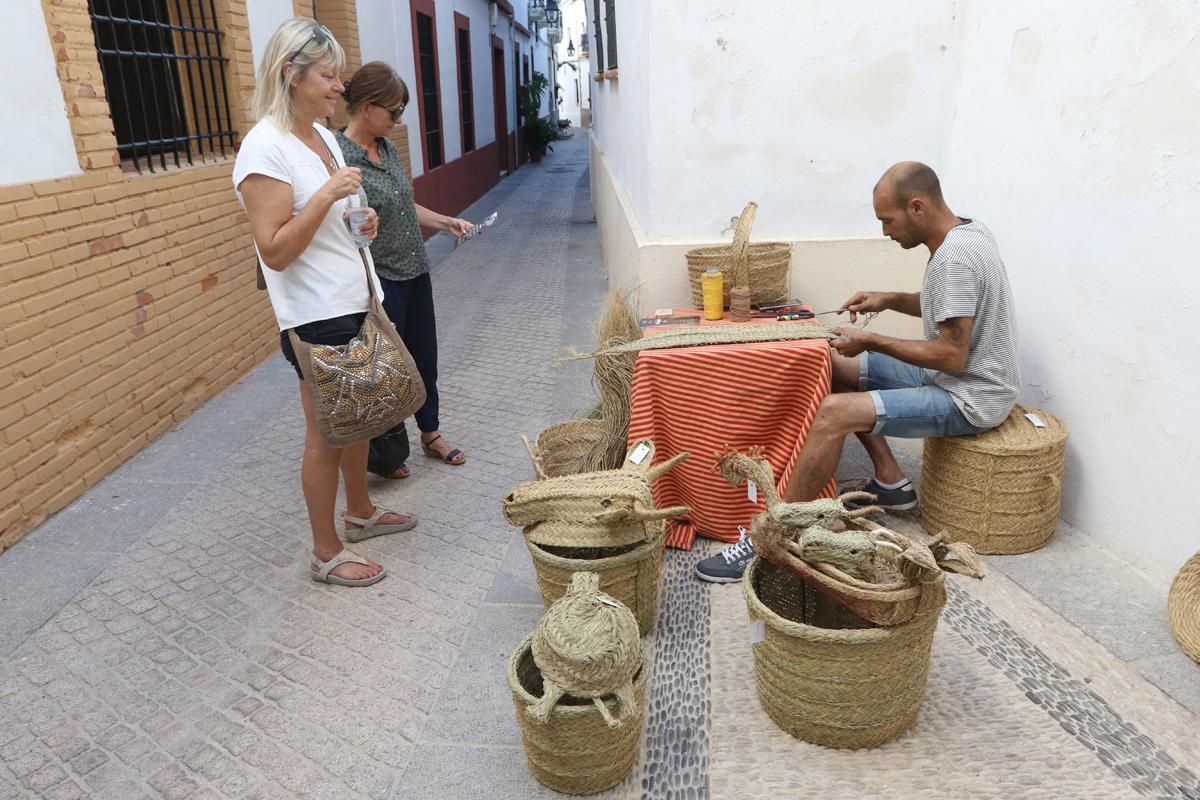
[{"x1": 454, "y1": 211, "x2": 498, "y2": 247}]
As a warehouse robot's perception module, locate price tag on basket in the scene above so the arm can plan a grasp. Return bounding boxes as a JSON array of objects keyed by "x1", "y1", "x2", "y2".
[
  {"x1": 747, "y1": 480, "x2": 758, "y2": 504},
  {"x1": 749, "y1": 620, "x2": 766, "y2": 645}
]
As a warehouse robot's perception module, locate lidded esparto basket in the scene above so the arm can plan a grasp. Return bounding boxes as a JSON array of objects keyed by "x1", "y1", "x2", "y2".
[
  {"x1": 1168, "y1": 550, "x2": 1200, "y2": 664},
  {"x1": 921, "y1": 404, "x2": 1068, "y2": 554},
  {"x1": 743, "y1": 556, "x2": 939, "y2": 749},
  {"x1": 510, "y1": 573, "x2": 648, "y2": 794},
  {"x1": 686, "y1": 201, "x2": 790, "y2": 309}
]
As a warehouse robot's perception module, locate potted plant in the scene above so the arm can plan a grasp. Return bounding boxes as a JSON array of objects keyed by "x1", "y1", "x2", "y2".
[{"x1": 518, "y1": 71, "x2": 562, "y2": 163}]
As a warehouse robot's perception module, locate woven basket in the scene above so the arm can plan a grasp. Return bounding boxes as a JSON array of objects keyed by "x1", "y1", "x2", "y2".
[
  {"x1": 921, "y1": 404, "x2": 1068, "y2": 555},
  {"x1": 752, "y1": 515, "x2": 948, "y2": 627},
  {"x1": 529, "y1": 419, "x2": 608, "y2": 478},
  {"x1": 1168, "y1": 550, "x2": 1200, "y2": 664},
  {"x1": 686, "y1": 202, "x2": 790, "y2": 308},
  {"x1": 509, "y1": 635, "x2": 648, "y2": 794},
  {"x1": 524, "y1": 531, "x2": 665, "y2": 636},
  {"x1": 743, "y1": 557, "x2": 939, "y2": 749}
]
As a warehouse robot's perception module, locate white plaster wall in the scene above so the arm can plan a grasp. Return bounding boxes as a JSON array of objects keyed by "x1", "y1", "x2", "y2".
[
  {"x1": 246, "y1": 0, "x2": 295, "y2": 72},
  {"x1": 1, "y1": 0, "x2": 80, "y2": 186},
  {"x1": 639, "y1": 2, "x2": 962, "y2": 241},
  {"x1": 942, "y1": 0, "x2": 1200, "y2": 572}
]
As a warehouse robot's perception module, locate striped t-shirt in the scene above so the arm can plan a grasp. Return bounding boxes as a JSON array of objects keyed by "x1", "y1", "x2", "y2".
[{"x1": 921, "y1": 219, "x2": 1020, "y2": 428}]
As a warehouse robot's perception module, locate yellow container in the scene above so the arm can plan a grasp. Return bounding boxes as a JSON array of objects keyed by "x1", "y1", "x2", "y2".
[{"x1": 702, "y1": 268, "x2": 724, "y2": 320}]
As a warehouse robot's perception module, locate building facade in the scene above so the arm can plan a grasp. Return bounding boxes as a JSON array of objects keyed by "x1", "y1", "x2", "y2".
[
  {"x1": 0, "y1": 0, "x2": 559, "y2": 553},
  {"x1": 582, "y1": 0, "x2": 1200, "y2": 573}
]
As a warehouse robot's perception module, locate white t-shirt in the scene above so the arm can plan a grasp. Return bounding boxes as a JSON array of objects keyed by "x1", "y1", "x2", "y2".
[{"x1": 232, "y1": 120, "x2": 384, "y2": 331}]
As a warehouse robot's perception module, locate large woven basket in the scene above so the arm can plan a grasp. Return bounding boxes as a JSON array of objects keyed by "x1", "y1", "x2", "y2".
[
  {"x1": 509, "y1": 635, "x2": 648, "y2": 794},
  {"x1": 686, "y1": 202, "x2": 790, "y2": 308},
  {"x1": 1168, "y1": 550, "x2": 1200, "y2": 664},
  {"x1": 921, "y1": 404, "x2": 1068, "y2": 554},
  {"x1": 743, "y1": 557, "x2": 939, "y2": 749},
  {"x1": 524, "y1": 531, "x2": 665, "y2": 636}
]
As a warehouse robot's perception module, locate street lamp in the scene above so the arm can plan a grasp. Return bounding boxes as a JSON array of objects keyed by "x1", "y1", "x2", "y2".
[
  {"x1": 567, "y1": 37, "x2": 575, "y2": 57},
  {"x1": 545, "y1": 0, "x2": 560, "y2": 26}
]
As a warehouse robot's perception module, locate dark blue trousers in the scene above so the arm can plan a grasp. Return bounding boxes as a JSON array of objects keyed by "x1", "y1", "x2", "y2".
[{"x1": 378, "y1": 272, "x2": 439, "y2": 433}]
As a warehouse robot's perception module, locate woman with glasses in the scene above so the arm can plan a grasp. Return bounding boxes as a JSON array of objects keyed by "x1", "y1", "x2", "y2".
[
  {"x1": 232, "y1": 20, "x2": 417, "y2": 588},
  {"x1": 336, "y1": 62, "x2": 473, "y2": 479}
]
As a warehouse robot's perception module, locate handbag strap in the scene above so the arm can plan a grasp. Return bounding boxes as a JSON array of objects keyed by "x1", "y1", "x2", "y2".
[{"x1": 315, "y1": 130, "x2": 379, "y2": 304}]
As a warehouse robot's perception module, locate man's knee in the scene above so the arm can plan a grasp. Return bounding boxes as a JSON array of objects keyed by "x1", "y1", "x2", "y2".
[{"x1": 813, "y1": 392, "x2": 876, "y2": 435}]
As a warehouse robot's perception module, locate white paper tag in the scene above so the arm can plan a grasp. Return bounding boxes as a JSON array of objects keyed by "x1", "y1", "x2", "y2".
[
  {"x1": 597, "y1": 597, "x2": 622, "y2": 609},
  {"x1": 747, "y1": 480, "x2": 758, "y2": 504},
  {"x1": 1024, "y1": 412, "x2": 1047, "y2": 428},
  {"x1": 749, "y1": 620, "x2": 766, "y2": 645},
  {"x1": 628, "y1": 443, "x2": 651, "y2": 465},
  {"x1": 654, "y1": 308, "x2": 674, "y2": 317}
]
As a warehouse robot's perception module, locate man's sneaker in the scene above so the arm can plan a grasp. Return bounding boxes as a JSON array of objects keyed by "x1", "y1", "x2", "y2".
[
  {"x1": 695, "y1": 527, "x2": 756, "y2": 583},
  {"x1": 848, "y1": 478, "x2": 918, "y2": 511}
]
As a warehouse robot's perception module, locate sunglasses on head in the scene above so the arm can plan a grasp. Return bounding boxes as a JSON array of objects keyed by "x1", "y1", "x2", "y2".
[{"x1": 287, "y1": 23, "x2": 333, "y2": 66}]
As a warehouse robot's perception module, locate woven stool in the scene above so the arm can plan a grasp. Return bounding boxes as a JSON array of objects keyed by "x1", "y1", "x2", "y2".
[
  {"x1": 743, "y1": 557, "x2": 939, "y2": 749},
  {"x1": 1168, "y1": 550, "x2": 1200, "y2": 664},
  {"x1": 921, "y1": 404, "x2": 1068, "y2": 554}
]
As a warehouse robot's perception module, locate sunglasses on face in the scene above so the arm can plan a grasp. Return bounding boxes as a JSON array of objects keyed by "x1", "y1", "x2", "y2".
[
  {"x1": 377, "y1": 102, "x2": 407, "y2": 122},
  {"x1": 287, "y1": 23, "x2": 333, "y2": 66}
]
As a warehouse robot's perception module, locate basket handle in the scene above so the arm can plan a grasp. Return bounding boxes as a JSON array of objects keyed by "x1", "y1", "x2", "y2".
[{"x1": 730, "y1": 201, "x2": 758, "y2": 289}]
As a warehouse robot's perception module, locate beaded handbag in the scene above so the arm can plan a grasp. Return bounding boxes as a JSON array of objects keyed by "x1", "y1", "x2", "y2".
[{"x1": 287, "y1": 249, "x2": 425, "y2": 447}]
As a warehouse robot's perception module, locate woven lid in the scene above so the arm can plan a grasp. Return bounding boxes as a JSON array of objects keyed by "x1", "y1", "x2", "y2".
[
  {"x1": 503, "y1": 440, "x2": 689, "y2": 548},
  {"x1": 951, "y1": 404, "x2": 1068, "y2": 454},
  {"x1": 527, "y1": 572, "x2": 642, "y2": 727}
]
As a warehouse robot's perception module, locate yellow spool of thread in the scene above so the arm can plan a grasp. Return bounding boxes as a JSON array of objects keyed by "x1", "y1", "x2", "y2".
[{"x1": 702, "y1": 268, "x2": 724, "y2": 320}]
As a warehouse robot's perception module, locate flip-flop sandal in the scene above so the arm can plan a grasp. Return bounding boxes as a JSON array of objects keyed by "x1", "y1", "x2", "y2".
[
  {"x1": 311, "y1": 549, "x2": 386, "y2": 587},
  {"x1": 343, "y1": 506, "x2": 418, "y2": 543},
  {"x1": 421, "y1": 434, "x2": 466, "y2": 466}
]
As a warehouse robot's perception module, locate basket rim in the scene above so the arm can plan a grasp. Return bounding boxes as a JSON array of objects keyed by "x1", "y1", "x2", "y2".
[
  {"x1": 526, "y1": 530, "x2": 664, "y2": 569},
  {"x1": 507, "y1": 634, "x2": 649, "y2": 714},
  {"x1": 686, "y1": 241, "x2": 792, "y2": 259},
  {"x1": 742, "y1": 557, "x2": 937, "y2": 642}
]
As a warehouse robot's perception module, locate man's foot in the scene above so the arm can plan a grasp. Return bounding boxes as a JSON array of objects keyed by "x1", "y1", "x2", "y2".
[
  {"x1": 848, "y1": 478, "x2": 918, "y2": 511},
  {"x1": 695, "y1": 527, "x2": 756, "y2": 583}
]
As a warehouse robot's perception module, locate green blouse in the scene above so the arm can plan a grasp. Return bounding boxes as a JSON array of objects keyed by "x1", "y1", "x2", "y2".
[{"x1": 334, "y1": 130, "x2": 431, "y2": 282}]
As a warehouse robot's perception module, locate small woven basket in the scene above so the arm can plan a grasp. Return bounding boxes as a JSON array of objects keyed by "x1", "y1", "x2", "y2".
[
  {"x1": 743, "y1": 556, "x2": 939, "y2": 749},
  {"x1": 527, "y1": 419, "x2": 609, "y2": 478},
  {"x1": 524, "y1": 531, "x2": 665, "y2": 636},
  {"x1": 1168, "y1": 550, "x2": 1200, "y2": 664},
  {"x1": 686, "y1": 202, "x2": 790, "y2": 309},
  {"x1": 921, "y1": 404, "x2": 1069, "y2": 554},
  {"x1": 509, "y1": 635, "x2": 648, "y2": 794}
]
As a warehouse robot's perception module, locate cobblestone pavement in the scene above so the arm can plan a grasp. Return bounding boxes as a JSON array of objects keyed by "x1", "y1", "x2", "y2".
[{"x1": 2, "y1": 134, "x2": 1198, "y2": 799}]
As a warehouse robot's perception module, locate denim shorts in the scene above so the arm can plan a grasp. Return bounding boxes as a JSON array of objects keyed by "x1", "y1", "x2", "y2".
[
  {"x1": 279, "y1": 312, "x2": 367, "y2": 381},
  {"x1": 858, "y1": 352, "x2": 990, "y2": 438}
]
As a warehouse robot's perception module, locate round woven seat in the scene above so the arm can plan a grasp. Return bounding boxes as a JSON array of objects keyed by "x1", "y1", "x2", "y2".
[
  {"x1": 1168, "y1": 550, "x2": 1200, "y2": 664},
  {"x1": 920, "y1": 404, "x2": 1068, "y2": 555}
]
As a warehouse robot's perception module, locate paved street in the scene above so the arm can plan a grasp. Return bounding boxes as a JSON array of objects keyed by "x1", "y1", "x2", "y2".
[{"x1": 1, "y1": 134, "x2": 1198, "y2": 799}]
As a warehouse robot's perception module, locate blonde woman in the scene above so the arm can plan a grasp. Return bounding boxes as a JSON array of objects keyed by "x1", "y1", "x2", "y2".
[
  {"x1": 335, "y1": 62, "x2": 472, "y2": 479},
  {"x1": 232, "y1": 19, "x2": 416, "y2": 587}
]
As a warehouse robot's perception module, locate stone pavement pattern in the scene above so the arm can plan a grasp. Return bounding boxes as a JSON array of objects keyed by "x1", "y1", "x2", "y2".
[{"x1": 2, "y1": 134, "x2": 1199, "y2": 799}]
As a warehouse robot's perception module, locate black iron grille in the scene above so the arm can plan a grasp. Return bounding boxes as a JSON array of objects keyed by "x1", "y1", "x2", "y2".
[{"x1": 88, "y1": 0, "x2": 237, "y2": 173}]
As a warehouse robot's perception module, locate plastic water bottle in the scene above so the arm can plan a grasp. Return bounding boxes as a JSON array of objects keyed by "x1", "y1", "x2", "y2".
[{"x1": 343, "y1": 187, "x2": 373, "y2": 248}]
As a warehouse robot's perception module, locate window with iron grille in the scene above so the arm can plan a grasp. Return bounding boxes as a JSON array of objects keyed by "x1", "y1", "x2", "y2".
[
  {"x1": 87, "y1": 0, "x2": 236, "y2": 174},
  {"x1": 457, "y1": 27, "x2": 475, "y2": 153},
  {"x1": 415, "y1": 12, "x2": 444, "y2": 169},
  {"x1": 590, "y1": 1, "x2": 604, "y2": 75},
  {"x1": 604, "y1": 0, "x2": 618, "y2": 70}
]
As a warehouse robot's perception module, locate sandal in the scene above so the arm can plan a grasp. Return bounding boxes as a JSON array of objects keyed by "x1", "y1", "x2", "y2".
[
  {"x1": 421, "y1": 434, "x2": 466, "y2": 466},
  {"x1": 388, "y1": 464, "x2": 410, "y2": 479},
  {"x1": 343, "y1": 506, "x2": 417, "y2": 543},
  {"x1": 311, "y1": 549, "x2": 386, "y2": 587}
]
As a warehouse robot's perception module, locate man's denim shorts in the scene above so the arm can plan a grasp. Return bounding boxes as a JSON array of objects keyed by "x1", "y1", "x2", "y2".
[{"x1": 859, "y1": 352, "x2": 990, "y2": 438}]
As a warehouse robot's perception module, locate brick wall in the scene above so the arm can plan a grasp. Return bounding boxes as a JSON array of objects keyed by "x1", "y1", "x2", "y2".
[{"x1": 0, "y1": 0, "x2": 362, "y2": 553}]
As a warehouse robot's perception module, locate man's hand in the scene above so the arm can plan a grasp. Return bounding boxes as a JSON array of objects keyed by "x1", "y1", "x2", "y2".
[
  {"x1": 840, "y1": 291, "x2": 890, "y2": 322},
  {"x1": 830, "y1": 326, "x2": 876, "y2": 358}
]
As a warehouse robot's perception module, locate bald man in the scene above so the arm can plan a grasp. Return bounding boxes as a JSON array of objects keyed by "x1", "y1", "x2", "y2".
[{"x1": 696, "y1": 162, "x2": 1020, "y2": 583}]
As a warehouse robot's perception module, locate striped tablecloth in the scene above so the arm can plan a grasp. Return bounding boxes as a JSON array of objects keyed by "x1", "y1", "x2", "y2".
[{"x1": 627, "y1": 331, "x2": 835, "y2": 549}]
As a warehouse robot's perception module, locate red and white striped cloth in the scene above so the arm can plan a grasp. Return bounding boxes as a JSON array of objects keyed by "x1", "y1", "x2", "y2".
[{"x1": 628, "y1": 333, "x2": 835, "y2": 549}]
